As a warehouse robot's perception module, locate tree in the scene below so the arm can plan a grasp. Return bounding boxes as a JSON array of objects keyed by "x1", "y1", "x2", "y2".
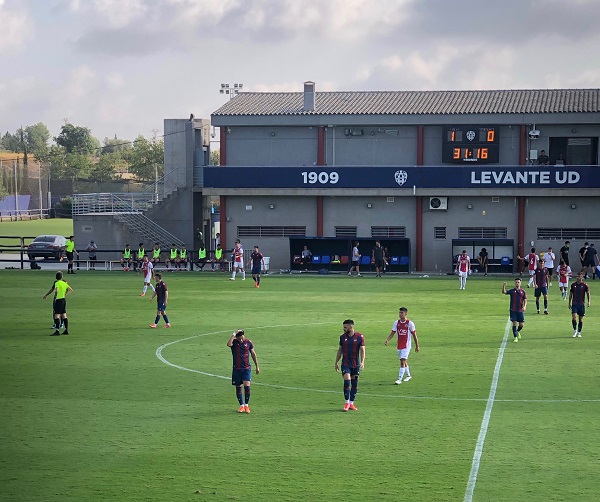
[
  {"x1": 54, "y1": 123, "x2": 99, "y2": 154},
  {"x1": 101, "y1": 136, "x2": 132, "y2": 155},
  {"x1": 124, "y1": 136, "x2": 164, "y2": 181},
  {"x1": 1, "y1": 131, "x2": 21, "y2": 152},
  {"x1": 89, "y1": 152, "x2": 120, "y2": 183},
  {"x1": 210, "y1": 149, "x2": 220, "y2": 166},
  {"x1": 25, "y1": 123, "x2": 50, "y2": 159}
]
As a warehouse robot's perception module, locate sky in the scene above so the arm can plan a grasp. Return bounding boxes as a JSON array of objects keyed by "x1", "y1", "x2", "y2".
[{"x1": 1, "y1": 0, "x2": 600, "y2": 145}]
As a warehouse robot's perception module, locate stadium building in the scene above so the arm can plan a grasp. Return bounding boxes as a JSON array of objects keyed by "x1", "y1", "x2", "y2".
[{"x1": 75, "y1": 83, "x2": 600, "y2": 272}]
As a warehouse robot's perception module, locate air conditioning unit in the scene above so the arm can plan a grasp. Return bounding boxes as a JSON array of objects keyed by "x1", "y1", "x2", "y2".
[{"x1": 429, "y1": 197, "x2": 448, "y2": 210}]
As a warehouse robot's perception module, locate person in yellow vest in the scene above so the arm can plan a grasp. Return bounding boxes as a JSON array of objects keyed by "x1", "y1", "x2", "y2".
[
  {"x1": 121, "y1": 243, "x2": 133, "y2": 271},
  {"x1": 135, "y1": 243, "x2": 145, "y2": 272},
  {"x1": 214, "y1": 243, "x2": 224, "y2": 271},
  {"x1": 65, "y1": 235, "x2": 79, "y2": 274},
  {"x1": 197, "y1": 243, "x2": 208, "y2": 271},
  {"x1": 51, "y1": 271, "x2": 73, "y2": 336},
  {"x1": 151, "y1": 242, "x2": 161, "y2": 265},
  {"x1": 166, "y1": 244, "x2": 179, "y2": 271},
  {"x1": 178, "y1": 244, "x2": 188, "y2": 271}
]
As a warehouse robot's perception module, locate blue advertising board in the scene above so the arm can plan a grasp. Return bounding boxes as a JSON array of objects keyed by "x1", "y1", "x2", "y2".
[{"x1": 203, "y1": 166, "x2": 600, "y2": 189}]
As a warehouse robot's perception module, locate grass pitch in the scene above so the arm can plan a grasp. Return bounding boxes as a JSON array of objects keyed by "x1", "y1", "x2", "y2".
[{"x1": 1, "y1": 270, "x2": 598, "y2": 501}]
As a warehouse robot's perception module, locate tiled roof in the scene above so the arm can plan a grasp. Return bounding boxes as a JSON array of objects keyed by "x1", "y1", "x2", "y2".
[{"x1": 212, "y1": 89, "x2": 600, "y2": 116}]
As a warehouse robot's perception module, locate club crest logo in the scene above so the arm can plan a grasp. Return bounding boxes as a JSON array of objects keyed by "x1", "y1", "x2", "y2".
[{"x1": 394, "y1": 170, "x2": 408, "y2": 186}]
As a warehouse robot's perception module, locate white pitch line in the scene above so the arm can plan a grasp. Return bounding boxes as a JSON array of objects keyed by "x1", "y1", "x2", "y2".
[{"x1": 463, "y1": 319, "x2": 511, "y2": 502}]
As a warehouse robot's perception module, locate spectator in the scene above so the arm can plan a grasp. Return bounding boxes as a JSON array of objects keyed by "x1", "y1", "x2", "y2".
[
  {"x1": 301, "y1": 245, "x2": 312, "y2": 270},
  {"x1": 477, "y1": 247, "x2": 489, "y2": 276},
  {"x1": 537, "y1": 150, "x2": 550, "y2": 165},
  {"x1": 556, "y1": 153, "x2": 567, "y2": 166},
  {"x1": 560, "y1": 240, "x2": 570, "y2": 267},
  {"x1": 86, "y1": 240, "x2": 98, "y2": 270}
]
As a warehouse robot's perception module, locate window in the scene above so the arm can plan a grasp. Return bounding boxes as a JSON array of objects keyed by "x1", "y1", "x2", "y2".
[
  {"x1": 458, "y1": 227, "x2": 507, "y2": 238},
  {"x1": 335, "y1": 226, "x2": 357, "y2": 238},
  {"x1": 371, "y1": 226, "x2": 406, "y2": 238},
  {"x1": 434, "y1": 227, "x2": 446, "y2": 239},
  {"x1": 237, "y1": 226, "x2": 306, "y2": 238},
  {"x1": 537, "y1": 228, "x2": 600, "y2": 240}
]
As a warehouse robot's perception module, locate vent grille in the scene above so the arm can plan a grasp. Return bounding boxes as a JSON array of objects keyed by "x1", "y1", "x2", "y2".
[{"x1": 237, "y1": 226, "x2": 306, "y2": 238}]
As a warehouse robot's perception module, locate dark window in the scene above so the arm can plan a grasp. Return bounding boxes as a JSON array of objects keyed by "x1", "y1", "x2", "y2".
[
  {"x1": 335, "y1": 226, "x2": 357, "y2": 238},
  {"x1": 371, "y1": 226, "x2": 406, "y2": 238},
  {"x1": 458, "y1": 227, "x2": 507, "y2": 239}
]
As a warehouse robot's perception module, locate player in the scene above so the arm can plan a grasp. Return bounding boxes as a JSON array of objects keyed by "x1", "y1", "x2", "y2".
[
  {"x1": 568, "y1": 272, "x2": 591, "y2": 338},
  {"x1": 149, "y1": 273, "x2": 170, "y2": 328},
  {"x1": 139, "y1": 255, "x2": 155, "y2": 297},
  {"x1": 50, "y1": 271, "x2": 73, "y2": 336},
  {"x1": 533, "y1": 259, "x2": 549, "y2": 314},
  {"x1": 65, "y1": 235, "x2": 79, "y2": 274},
  {"x1": 247, "y1": 245, "x2": 266, "y2": 288},
  {"x1": 334, "y1": 319, "x2": 365, "y2": 411},
  {"x1": 230, "y1": 239, "x2": 246, "y2": 281},
  {"x1": 557, "y1": 259, "x2": 572, "y2": 300},
  {"x1": 151, "y1": 242, "x2": 161, "y2": 265},
  {"x1": 43, "y1": 275, "x2": 63, "y2": 330},
  {"x1": 384, "y1": 307, "x2": 420, "y2": 385},
  {"x1": 178, "y1": 244, "x2": 189, "y2": 271},
  {"x1": 135, "y1": 243, "x2": 145, "y2": 272},
  {"x1": 227, "y1": 329, "x2": 260, "y2": 413},
  {"x1": 121, "y1": 243, "x2": 133, "y2": 271},
  {"x1": 526, "y1": 247, "x2": 538, "y2": 288},
  {"x1": 456, "y1": 250, "x2": 471, "y2": 290},
  {"x1": 502, "y1": 278, "x2": 527, "y2": 342},
  {"x1": 543, "y1": 247, "x2": 556, "y2": 286},
  {"x1": 165, "y1": 244, "x2": 179, "y2": 271}
]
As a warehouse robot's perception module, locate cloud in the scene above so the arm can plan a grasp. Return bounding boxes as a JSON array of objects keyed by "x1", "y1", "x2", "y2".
[
  {"x1": 0, "y1": 0, "x2": 33, "y2": 53},
  {"x1": 91, "y1": 0, "x2": 148, "y2": 28}
]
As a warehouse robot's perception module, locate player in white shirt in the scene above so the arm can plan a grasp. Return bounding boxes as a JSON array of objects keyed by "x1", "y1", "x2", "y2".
[
  {"x1": 140, "y1": 255, "x2": 155, "y2": 296},
  {"x1": 456, "y1": 250, "x2": 471, "y2": 289},
  {"x1": 557, "y1": 259, "x2": 572, "y2": 300},
  {"x1": 543, "y1": 247, "x2": 556, "y2": 286},
  {"x1": 384, "y1": 307, "x2": 420, "y2": 384},
  {"x1": 230, "y1": 239, "x2": 246, "y2": 281}
]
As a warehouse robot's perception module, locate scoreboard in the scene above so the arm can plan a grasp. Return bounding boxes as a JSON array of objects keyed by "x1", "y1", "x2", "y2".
[{"x1": 442, "y1": 126, "x2": 499, "y2": 163}]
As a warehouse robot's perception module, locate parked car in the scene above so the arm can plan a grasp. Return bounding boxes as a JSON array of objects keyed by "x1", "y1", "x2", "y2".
[{"x1": 27, "y1": 235, "x2": 67, "y2": 260}]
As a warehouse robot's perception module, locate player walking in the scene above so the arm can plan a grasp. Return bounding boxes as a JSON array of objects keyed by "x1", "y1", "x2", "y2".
[
  {"x1": 227, "y1": 329, "x2": 260, "y2": 413},
  {"x1": 334, "y1": 319, "x2": 365, "y2": 411},
  {"x1": 526, "y1": 247, "x2": 538, "y2": 288},
  {"x1": 557, "y1": 259, "x2": 572, "y2": 300},
  {"x1": 533, "y1": 259, "x2": 549, "y2": 314},
  {"x1": 456, "y1": 250, "x2": 471, "y2": 289},
  {"x1": 503, "y1": 278, "x2": 527, "y2": 342},
  {"x1": 140, "y1": 256, "x2": 155, "y2": 297},
  {"x1": 149, "y1": 273, "x2": 170, "y2": 328},
  {"x1": 568, "y1": 272, "x2": 591, "y2": 338},
  {"x1": 230, "y1": 239, "x2": 246, "y2": 281},
  {"x1": 384, "y1": 307, "x2": 420, "y2": 384}
]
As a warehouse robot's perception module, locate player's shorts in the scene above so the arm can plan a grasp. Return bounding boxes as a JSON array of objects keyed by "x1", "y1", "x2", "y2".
[
  {"x1": 157, "y1": 302, "x2": 166, "y2": 312},
  {"x1": 546, "y1": 267, "x2": 554, "y2": 275},
  {"x1": 528, "y1": 269, "x2": 535, "y2": 275},
  {"x1": 458, "y1": 270, "x2": 468, "y2": 278},
  {"x1": 144, "y1": 273, "x2": 152, "y2": 283},
  {"x1": 559, "y1": 280, "x2": 569, "y2": 288},
  {"x1": 374, "y1": 259, "x2": 384, "y2": 268},
  {"x1": 231, "y1": 368, "x2": 251, "y2": 386},
  {"x1": 251, "y1": 265, "x2": 261, "y2": 275},
  {"x1": 233, "y1": 260, "x2": 244, "y2": 269},
  {"x1": 66, "y1": 251, "x2": 74, "y2": 261},
  {"x1": 341, "y1": 365, "x2": 360, "y2": 377},
  {"x1": 534, "y1": 286, "x2": 548, "y2": 297},
  {"x1": 583, "y1": 259, "x2": 596, "y2": 267},
  {"x1": 397, "y1": 348, "x2": 411, "y2": 360},
  {"x1": 351, "y1": 260, "x2": 359, "y2": 267},
  {"x1": 571, "y1": 305, "x2": 586, "y2": 316},
  {"x1": 509, "y1": 310, "x2": 525, "y2": 323},
  {"x1": 54, "y1": 298, "x2": 67, "y2": 315}
]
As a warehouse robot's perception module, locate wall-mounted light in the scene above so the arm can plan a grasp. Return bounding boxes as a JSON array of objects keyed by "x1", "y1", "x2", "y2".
[
  {"x1": 226, "y1": 217, "x2": 231, "y2": 222},
  {"x1": 270, "y1": 132, "x2": 276, "y2": 137},
  {"x1": 571, "y1": 203, "x2": 577, "y2": 209},
  {"x1": 227, "y1": 127, "x2": 231, "y2": 133},
  {"x1": 269, "y1": 204, "x2": 275, "y2": 209},
  {"x1": 367, "y1": 203, "x2": 373, "y2": 209},
  {"x1": 245, "y1": 205, "x2": 252, "y2": 210},
  {"x1": 467, "y1": 204, "x2": 473, "y2": 210}
]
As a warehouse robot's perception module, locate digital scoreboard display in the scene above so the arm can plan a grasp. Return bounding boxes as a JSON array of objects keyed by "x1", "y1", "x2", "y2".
[{"x1": 442, "y1": 126, "x2": 499, "y2": 163}]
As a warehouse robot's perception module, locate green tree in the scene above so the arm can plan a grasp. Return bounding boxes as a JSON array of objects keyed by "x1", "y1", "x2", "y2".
[
  {"x1": 89, "y1": 152, "x2": 120, "y2": 182},
  {"x1": 1, "y1": 131, "x2": 21, "y2": 152},
  {"x1": 25, "y1": 123, "x2": 50, "y2": 159},
  {"x1": 124, "y1": 136, "x2": 164, "y2": 181},
  {"x1": 54, "y1": 123, "x2": 99, "y2": 154},
  {"x1": 101, "y1": 136, "x2": 132, "y2": 155},
  {"x1": 210, "y1": 149, "x2": 220, "y2": 166}
]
